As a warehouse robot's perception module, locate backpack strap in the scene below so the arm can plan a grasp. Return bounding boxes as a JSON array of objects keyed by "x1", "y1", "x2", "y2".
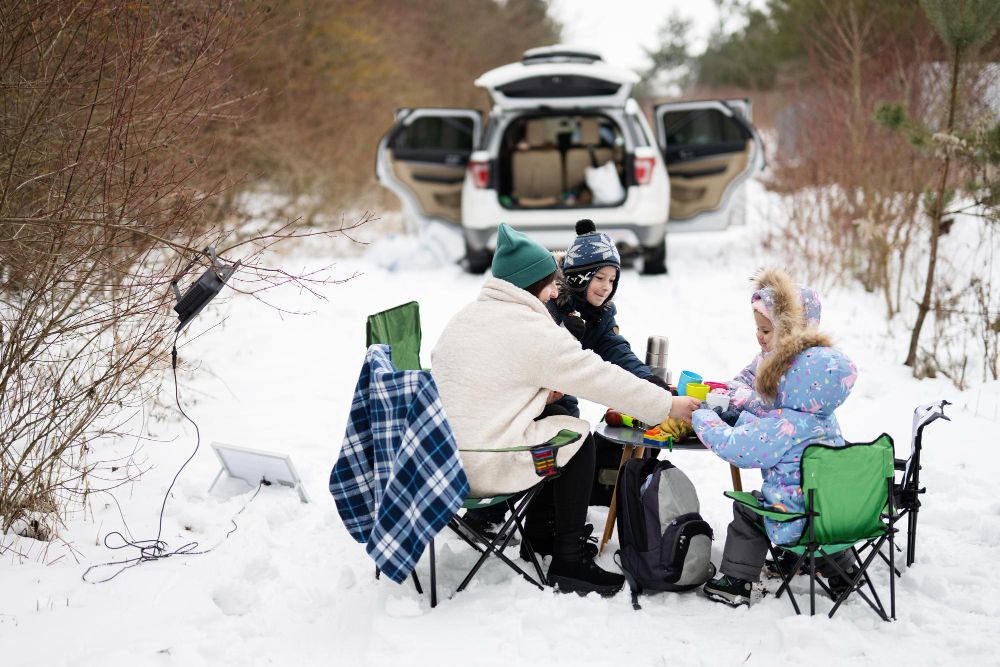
[{"x1": 614, "y1": 550, "x2": 643, "y2": 611}]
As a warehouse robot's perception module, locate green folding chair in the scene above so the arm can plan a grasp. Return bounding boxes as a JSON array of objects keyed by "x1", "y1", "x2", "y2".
[
  {"x1": 366, "y1": 301, "x2": 424, "y2": 371},
  {"x1": 724, "y1": 435, "x2": 897, "y2": 620},
  {"x1": 364, "y1": 302, "x2": 582, "y2": 606}
]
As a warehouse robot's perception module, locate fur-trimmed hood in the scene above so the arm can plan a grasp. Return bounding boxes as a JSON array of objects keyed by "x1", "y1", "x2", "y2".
[
  {"x1": 751, "y1": 268, "x2": 822, "y2": 340},
  {"x1": 552, "y1": 251, "x2": 615, "y2": 314},
  {"x1": 755, "y1": 329, "x2": 857, "y2": 413}
]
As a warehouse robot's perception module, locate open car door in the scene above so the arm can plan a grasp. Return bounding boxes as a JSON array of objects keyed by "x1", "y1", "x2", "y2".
[
  {"x1": 654, "y1": 100, "x2": 763, "y2": 228},
  {"x1": 375, "y1": 108, "x2": 482, "y2": 226}
]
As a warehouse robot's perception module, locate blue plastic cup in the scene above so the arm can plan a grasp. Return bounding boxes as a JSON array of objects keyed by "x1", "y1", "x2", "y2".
[{"x1": 676, "y1": 370, "x2": 703, "y2": 396}]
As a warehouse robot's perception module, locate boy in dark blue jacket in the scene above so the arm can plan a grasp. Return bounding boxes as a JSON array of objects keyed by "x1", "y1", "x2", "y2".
[{"x1": 548, "y1": 219, "x2": 670, "y2": 418}]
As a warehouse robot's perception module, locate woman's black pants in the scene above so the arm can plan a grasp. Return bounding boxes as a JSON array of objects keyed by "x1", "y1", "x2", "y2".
[
  {"x1": 465, "y1": 403, "x2": 595, "y2": 557},
  {"x1": 529, "y1": 404, "x2": 596, "y2": 559}
]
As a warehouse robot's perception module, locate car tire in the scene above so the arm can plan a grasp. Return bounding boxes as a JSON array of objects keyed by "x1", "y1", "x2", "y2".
[
  {"x1": 464, "y1": 242, "x2": 493, "y2": 274},
  {"x1": 640, "y1": 238, "x2": 667, "y2": 275}
]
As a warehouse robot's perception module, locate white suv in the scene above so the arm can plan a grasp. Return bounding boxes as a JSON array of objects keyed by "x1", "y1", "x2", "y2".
[{"x1": 376, "y1": 46, "x2": 763, "y2": 274}]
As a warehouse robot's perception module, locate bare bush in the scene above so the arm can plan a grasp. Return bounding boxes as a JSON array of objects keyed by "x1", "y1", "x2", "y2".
[
  {"x1": 0, "y1": 0, "x2": 367, "y2": 546},
  {"x1": 762, "y1": 1, "x2": 941, "y2": 320}
]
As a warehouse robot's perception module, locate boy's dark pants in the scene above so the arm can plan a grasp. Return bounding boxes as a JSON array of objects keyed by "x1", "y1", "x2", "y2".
[{"x1": 720, "y1": 496, "x2": 854, "y2": 582}]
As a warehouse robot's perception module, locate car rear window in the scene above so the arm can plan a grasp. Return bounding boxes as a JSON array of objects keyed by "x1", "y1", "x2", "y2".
[
  {"x1": 661, "y1": 109, "x2": 746, "y2": 145},
  {"x1": 394, "y1": 116, "x2": 475, "y2": 151},
  {"x1": 497, "y1": 75, "x2": 621, "y2": 99}
]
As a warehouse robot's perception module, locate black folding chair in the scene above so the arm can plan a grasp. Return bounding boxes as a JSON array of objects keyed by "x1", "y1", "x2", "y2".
[{"x1": 858, "y1": 400, "x2": 950, "y2": 576}]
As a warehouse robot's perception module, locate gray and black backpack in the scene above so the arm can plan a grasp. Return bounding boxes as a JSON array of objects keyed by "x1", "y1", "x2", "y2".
[{"x1": 614, "y1": 458, "x2": 716, "y2": 610}]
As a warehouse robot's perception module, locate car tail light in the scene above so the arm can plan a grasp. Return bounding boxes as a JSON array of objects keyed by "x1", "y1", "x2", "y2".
[
  {"x1": 469, "y1": 160, "x2": 490, "y2": 189},
  {"x1": 633, "y1": 156, "x2": 655, "y2": 186}
]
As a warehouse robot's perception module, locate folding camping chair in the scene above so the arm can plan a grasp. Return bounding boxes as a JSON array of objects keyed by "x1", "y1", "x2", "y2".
[
  {"x1": 856, "y1": 400, "x2": 950, "y2": 577},
  {"x1": 892, "y1": 400, "x2": 950, "y2": 569},
  {"x1": 362, "y1": 303, "x2": 582, "y2": 606},
  {"x1": 724, "y1": 436, "x2": 897, "y2": 620}
]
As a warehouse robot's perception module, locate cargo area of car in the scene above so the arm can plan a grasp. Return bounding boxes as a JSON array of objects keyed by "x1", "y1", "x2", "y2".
[{"x1": 495, "y1": 114, "x2": 627, "y2": 209}]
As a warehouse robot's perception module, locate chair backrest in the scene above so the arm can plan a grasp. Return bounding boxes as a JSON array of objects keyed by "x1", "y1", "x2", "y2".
[
  {"x1": 801, "y1": 435, "x2": 895, "y2": 544},
  {"x1": 366, "y1": 301, "x2": 422, "y2": 371}
]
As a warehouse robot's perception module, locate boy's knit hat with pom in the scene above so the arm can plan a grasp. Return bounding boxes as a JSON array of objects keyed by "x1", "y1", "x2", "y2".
[{"x1": 563, "y1": 219, "x2": 621, "y2": 303}]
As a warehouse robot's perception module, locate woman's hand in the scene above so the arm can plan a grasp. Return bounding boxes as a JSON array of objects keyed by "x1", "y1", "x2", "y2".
[
  {"x1": 668, "y1": 396, "x2": 701, "y2": 423},
  {"x1": 546, "y1": 390, "x2": 564, "y2": 405}
]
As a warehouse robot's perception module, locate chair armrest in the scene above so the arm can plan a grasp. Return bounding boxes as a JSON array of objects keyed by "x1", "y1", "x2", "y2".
[
  {"x1": 724, "y1": 491, "x2": 808, "y2": 522},
  {"x1": 459, "y1": 430, "x2": 583, "y2": 479},
  {"x1": 894, "y1": 458, "x2": 907, "y2": 471},
  {"x1": 458, "y1": 429, "x2": 582, "y2": 452}
]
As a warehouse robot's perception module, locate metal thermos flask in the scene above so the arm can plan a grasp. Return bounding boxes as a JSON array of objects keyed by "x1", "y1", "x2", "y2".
[{"x1": 645, "y1": 335, "x2": 671, "y2": 385}]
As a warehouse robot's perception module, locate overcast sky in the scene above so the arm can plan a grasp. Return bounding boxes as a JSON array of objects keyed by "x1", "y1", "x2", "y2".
[{"x1": 549, "y1": 0, "x2": 759, "y2": 73}]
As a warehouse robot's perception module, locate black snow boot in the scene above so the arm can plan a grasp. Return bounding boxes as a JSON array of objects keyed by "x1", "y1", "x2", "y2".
[
  {"x1": 520, "y1": 518, "x2": 598, "y2": 561},
  {"x1": 546, "y1": 529, "x2": 624, "y2": 596}
]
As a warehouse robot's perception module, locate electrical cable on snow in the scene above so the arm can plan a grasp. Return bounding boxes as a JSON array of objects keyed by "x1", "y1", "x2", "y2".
[{"x1": 82, "y1": 334, "x2": 265, "y2": 584}]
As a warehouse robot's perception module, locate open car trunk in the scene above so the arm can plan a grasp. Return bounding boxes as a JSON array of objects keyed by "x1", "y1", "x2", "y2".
[
  {"x1": 496, "y1": 113, "x2": 627, "y2": 209},
  {"x1": 475, "y1": 49, "x2": 638, "y2": 111}
]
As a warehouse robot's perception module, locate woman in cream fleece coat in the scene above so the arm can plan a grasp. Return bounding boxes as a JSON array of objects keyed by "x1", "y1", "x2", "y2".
[
  {"x1": 432, "y1": 276, "x2": 680, "y2": 496},
  {"x1": 431, "y1": 223, "x2": 698, "y2": 596}
]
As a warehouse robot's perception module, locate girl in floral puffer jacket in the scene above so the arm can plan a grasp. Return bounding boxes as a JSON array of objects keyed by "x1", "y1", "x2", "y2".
[{"x1": 694, "y1": 323, "x2": 859, "y2": 607}]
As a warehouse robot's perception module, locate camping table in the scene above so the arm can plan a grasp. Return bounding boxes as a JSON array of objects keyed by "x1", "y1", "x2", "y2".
[{"x1": 595, "y1": 423, "x2": 744, "y2": 555}]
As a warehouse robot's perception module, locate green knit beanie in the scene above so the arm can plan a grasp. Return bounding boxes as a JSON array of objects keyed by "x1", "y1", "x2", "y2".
[{"x1": 491, "y1": 223, "x2": 557, "y2": 289}]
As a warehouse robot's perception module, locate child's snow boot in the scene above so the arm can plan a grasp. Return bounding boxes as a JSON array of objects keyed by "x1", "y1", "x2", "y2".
[{"x1": 703, "y1": 574, "x2": 752, "y2": 607}]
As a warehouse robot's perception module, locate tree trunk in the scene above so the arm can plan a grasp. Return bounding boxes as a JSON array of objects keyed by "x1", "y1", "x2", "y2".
[{"x1": 904, "y1": 45, "x2": 962, "y2": 368}]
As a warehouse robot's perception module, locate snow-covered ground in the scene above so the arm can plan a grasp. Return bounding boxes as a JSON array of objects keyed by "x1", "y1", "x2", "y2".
[{"x1": 2, "y1": 180, "x2": 998, "y2": 666}]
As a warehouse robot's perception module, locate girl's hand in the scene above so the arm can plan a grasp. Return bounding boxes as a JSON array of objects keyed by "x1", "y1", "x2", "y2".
[
  {"x1": 546, "y1": 390, "x2": 564, "y2": 404},
  {"x1": 668, "y1": 396, "x2": 701, "y2": 423}
]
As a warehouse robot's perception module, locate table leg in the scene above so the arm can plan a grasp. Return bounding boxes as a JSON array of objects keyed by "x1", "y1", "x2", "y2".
[
  {"x1": 599, "y1": 443, "x2": 638, "y2": 555},
  {"x1": 730, "y1": 464, "x2": 743, "y2": 492}
]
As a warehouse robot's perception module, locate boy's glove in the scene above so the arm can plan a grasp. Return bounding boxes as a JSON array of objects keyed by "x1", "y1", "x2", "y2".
[
  {"x1": 658, "y1": 416, "x2": 694, "y2": 440},
  {"x1": 563, "y1": 315, "x2": 586, "y2": 341}
]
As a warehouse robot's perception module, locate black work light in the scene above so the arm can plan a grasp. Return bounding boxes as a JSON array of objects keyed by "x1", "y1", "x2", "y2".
[{"x1": 171, "y1": 247, "x2": 238, "y2": 332}]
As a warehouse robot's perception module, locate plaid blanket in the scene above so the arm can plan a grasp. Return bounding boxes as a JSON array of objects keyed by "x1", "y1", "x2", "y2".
[{"x1": 330, "y1": 344, "x2": 469, "y2": 583}]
